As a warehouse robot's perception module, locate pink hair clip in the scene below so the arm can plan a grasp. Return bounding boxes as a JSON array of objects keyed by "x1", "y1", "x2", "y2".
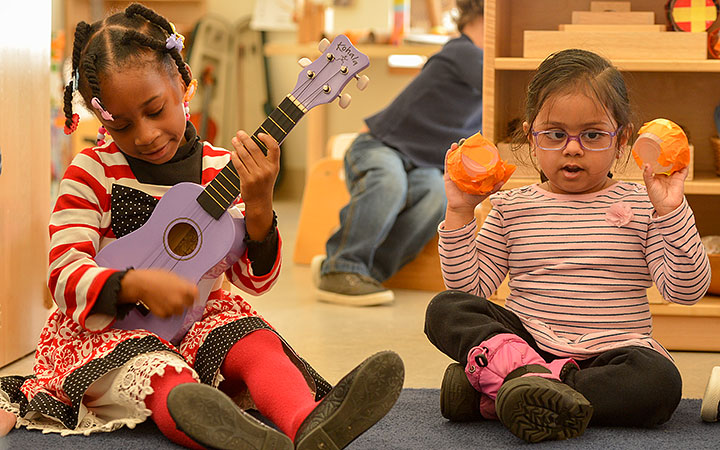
[{"x1": 91, "y1": 97, "x2": 114, "y2": 121}]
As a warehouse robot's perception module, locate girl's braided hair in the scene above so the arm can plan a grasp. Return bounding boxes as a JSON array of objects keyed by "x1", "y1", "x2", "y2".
[{"x1": 63, "y1": 3, "x2": 191, "y2": 132}]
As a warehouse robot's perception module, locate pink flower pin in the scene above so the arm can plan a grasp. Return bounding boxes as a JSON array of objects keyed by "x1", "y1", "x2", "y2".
[{"x1": 605, "y1": 202, "x2": 634, "y2": 227}]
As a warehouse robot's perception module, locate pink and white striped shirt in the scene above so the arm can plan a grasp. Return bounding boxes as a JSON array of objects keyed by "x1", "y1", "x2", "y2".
[{"x1": 438, "y1": 182, "x2": 711, "y2": 360}]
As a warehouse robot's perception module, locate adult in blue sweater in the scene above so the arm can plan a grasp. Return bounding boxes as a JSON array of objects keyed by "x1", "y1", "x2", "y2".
[{"x1": 313, "y1": 0, "x2": 485, "y2": 306}]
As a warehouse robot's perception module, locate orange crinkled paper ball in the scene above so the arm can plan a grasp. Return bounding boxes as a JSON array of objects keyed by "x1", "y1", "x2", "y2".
[
  {"x1": 631, "y1": 118, "x2": 690, "y2": 176},
  {"x1": 447, "y1": 131, "x2": 516, "y2": 195}
]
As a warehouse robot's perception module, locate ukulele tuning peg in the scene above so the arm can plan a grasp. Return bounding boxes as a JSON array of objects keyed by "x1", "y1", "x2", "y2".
[
  {"x1": 338, "y1": 93, "x2": 352, "y2": 109},
  {"x1": 317, "y1": 38, "x2": 330, "y2": 53},
  {"x1": 298, "y1": 57, "x2": 312, "y2": 68},
  {"x1": 355, "y1": 74, "x2": 370, "y2": 91}
]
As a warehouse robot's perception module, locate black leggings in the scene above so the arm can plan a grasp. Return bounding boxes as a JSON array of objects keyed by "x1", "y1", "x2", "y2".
[{"x1": 424, "y1": 290, "x2": 682, "y2": 427}]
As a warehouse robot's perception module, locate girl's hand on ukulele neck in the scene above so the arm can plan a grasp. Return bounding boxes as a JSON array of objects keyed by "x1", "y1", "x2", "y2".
[
  {"x1": 230, "y1": 131, "x2": 280, "y2": 241},
  {"x1": 118, "y1": 269, "x2": 197, "y2": 318},
  {"x1": 642, "y1": 164, "x2": 687, "y2": 217}
]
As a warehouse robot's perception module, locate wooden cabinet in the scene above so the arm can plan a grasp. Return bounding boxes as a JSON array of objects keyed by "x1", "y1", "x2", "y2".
[
  {"x1": 0, "y1": 2, "x2": 53, "y2": 366},
  {"x1": 483, "y1": 0, "x2": 720, "y2": 351}
]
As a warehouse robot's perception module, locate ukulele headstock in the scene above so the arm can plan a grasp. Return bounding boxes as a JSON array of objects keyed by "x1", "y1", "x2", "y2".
[{"x1": 290, "y1": 35, "x2": 370, "y2": 111}]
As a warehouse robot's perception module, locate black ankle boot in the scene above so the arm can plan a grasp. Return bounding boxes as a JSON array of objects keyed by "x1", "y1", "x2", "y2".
[
  {"x1": 167, "y1": 383, "x2": 293, "y2": 450},
  {"x1": 294, "y1": 350, "x2": 404, "y2": 450},
  {"x1": 440, "y1": 363, "x2": 483, "y2": 422},
  {"x1": 495, "y1": 365, "x2": 593, "y2": 443}
]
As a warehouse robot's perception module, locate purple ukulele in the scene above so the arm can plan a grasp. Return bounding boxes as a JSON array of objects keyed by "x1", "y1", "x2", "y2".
[{"x1": 95, "y1": 35, "x2": 370, "y2": 344}]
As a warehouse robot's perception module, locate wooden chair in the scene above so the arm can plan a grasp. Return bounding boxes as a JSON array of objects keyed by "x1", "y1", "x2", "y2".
[{"x1": 293, "y1": 133, "x2": 490, "y2": 292}]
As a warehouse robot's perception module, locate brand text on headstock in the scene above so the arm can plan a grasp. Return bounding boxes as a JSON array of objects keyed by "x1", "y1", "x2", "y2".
[{"x1": 335, "y1": 40, "x2": 360, "y2": 66}]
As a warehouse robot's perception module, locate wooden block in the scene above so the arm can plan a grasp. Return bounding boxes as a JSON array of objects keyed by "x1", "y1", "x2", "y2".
[
  {"x1": 387, "y1": 204, "x2": 491, "y2": 292},
  {"x1": 708, "y1": 254, "x2": 720, "y2": 295},
  {"x1": 590, "y1": 1, "x2": 631, "y2": 12},
  {"x1": 651, "y1": 314, "x2": 720, "y2": 351},
  {"x1": 572, "y1": 11, "x2": 655, "y2": 25},
  {"x1": 523, "y1": 30, "x2": 707, "y2": 60},
  {"x1": 384, "y1": 236, "x2": 446, "y2": 292},
  {"x1": 559, "y1": 24, "x2": 665, "y2": 32}
]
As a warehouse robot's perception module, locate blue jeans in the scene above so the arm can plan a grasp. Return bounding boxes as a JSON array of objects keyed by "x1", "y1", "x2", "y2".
[{"x1": 323, "y1": 133, "x2": 447, "y2": 282}]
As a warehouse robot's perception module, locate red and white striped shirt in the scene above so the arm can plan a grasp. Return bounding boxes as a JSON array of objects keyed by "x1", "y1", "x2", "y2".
[
  {"x1": 439, "y1": 182, "x2": 711, "y2": 360},
  {"x1": 48, "y1": 141, "x2": 281, "y2": 332}
]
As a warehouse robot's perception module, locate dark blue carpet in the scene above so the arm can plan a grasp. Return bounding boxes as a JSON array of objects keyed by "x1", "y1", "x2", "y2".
[{"x1": 2, "y1": 389, "x2": 718, "y2": 449}]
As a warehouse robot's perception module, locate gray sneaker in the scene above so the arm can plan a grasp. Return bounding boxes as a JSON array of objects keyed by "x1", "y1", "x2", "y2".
[{"x1": 317, "y1": 272, "x2": 394, "y2": 306}]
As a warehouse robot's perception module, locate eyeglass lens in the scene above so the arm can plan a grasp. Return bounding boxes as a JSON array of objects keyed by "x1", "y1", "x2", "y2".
[{"x1": 536, "y1": 131, "x2": 612, "y2": 151}]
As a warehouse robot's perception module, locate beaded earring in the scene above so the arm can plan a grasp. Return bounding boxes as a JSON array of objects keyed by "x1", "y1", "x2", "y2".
[
  {"x1": 183, "y1": 79, "x2": 198, "y2": 121},
  {"x1": 96, "y1": 126, "x2": 107, "y2": 146}
]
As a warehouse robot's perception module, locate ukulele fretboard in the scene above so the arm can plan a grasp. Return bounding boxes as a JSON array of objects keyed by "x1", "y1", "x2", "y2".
[
  {"x1": 250, "y1": 95, "x2": 307, "y2": 155},
  {"x1": 196, "y1": 95, "x2": 306, "y2": 220}
]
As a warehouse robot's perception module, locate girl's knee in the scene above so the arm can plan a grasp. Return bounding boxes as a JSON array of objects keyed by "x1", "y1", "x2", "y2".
[
  {"x1": 586, "y1": 347, "x2": 682, "y2": 427},
  {"x1": 646, "y1": 355, "x2": 682, "y2": 426},
  {"x1": 425, "y1": 291, "x2": 458, "y2": 332},
  {"x1": 426, "y1": 290, "x2": 463, "y2": 316},
  {"x1": 425, "y1": 290, "x2": 483, "y2": 330}
]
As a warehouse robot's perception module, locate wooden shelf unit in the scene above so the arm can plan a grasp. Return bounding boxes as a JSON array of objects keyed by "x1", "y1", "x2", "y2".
[
  {"x1": 484, "y1": 0, "x2": 720, "y2": 351},
  {"x1": 263, "y1": 42, "x2": 443, "y2": 58}
]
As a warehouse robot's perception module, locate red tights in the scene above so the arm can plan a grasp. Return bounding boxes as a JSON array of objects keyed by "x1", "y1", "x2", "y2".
[
  {"x1": 145, "y1": 330, "x2": 317, "y2": 448},
  {"x1": 144, "y1": 368, "x2": 201, "y2": 449}
]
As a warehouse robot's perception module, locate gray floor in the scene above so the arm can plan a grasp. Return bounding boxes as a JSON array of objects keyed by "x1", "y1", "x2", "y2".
[{"x1": 1, "y1": 198, "x2": 718, "y2": 398}]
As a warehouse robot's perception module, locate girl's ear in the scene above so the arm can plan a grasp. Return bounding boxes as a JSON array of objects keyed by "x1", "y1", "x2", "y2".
[
  {"x1": 184, "y1": 63, "x2": 193, "y2": 81},
  {"x1": 523, "y1": 121, "x2": 535, "y2": 156},
  {"x1": 617, "y1": 124, "x2": 633, "y2": 158}
]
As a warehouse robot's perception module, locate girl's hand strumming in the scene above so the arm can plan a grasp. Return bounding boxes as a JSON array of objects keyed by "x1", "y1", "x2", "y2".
[
  {"x1": 443, "y1": 143, "x2": 504, "y2": 230},
  {"x1": 230, "y1": 131, "x2": 280, "y2": 241},
  {"x1": 119, "y1": 269, "x2": 198, "y2": 318},
  {"x1": 642, "y1": 164, "x2": 687, "y2": 217}
]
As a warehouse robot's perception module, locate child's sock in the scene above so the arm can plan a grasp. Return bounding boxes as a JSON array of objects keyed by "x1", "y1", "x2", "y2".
[
  {"x1": 221, "y1": 329, "x2": 318, "y2": 440},
  {"x1": 144, "y1": 368, "x2": 202, "y2": 449}
]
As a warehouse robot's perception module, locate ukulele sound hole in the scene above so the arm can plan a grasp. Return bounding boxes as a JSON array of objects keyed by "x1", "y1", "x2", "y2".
[{"x1": 167, "y1": 222, "x2": 199, "y2": 257}]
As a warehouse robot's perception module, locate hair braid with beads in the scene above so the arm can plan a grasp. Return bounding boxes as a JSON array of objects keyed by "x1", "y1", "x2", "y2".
[
  {"x1": 62, "y1": 3, "x2": 191, "y2": 134},
  {"x1": 62, "y1": 21, "x2": 94, "y2": 131}
]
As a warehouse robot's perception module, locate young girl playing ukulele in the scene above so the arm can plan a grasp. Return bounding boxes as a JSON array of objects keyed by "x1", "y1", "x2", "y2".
[{"x1": 0, "y1": 4, "x2": 403, "y2": 449}]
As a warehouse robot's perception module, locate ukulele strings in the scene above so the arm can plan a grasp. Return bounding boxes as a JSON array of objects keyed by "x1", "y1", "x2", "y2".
[
  {"x1": 139, "y1": 190, "x2": 202, "y2": 272},
  {"x1": 294, "y1": 60, "x2": 345, "y2": 107}
]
